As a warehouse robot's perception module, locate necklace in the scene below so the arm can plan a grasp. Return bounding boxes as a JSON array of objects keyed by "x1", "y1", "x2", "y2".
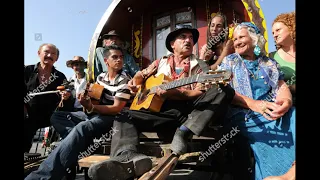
[
  {"x1": 247, "y1": 67, "x2": 260, "y2": 80},
  {"x1": 282, "y1": 49, "x2": 295, "y2": 58},
  {"x1": 243, "y1": 60, "x2": 261, "y2": 80}
]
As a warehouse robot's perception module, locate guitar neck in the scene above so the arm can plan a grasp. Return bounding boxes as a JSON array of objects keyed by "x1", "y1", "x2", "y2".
[{"x1": 150, "y1": 75, "x2": 199, "y2": 93}]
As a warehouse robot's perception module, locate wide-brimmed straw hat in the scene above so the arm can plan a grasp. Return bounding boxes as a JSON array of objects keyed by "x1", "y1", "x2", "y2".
[
  {"x1": 66, "y1": 56, "x2": 87, "y2": 68},
  {"x1": 165, "y1": 25, "x2": 199, "y2": 53}
]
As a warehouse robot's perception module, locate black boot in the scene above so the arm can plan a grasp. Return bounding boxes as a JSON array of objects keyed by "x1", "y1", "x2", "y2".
[
  {"x1": 88, "y1": 150, "x2": 152, "y2": 180},
  {"x1": 170, "y1": 129, "x2": 192, "y2": 155}
]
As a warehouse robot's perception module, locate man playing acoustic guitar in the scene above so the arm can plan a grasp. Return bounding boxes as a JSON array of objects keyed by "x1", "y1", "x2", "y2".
[
  {"x1": 88, "y1": 25, "x2": 235, "y2": 180},
  {"x1": 25, "y1": 45, "x2": 132, "y2": 180}
]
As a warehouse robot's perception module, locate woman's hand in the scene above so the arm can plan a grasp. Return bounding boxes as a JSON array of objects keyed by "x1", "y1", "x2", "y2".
[
  {"x1": 270, "y1": 98, "x2": 292, "y2": 119},
  {"x1": 201, "y1": 49, "x2": 214, "y2": 61},
  {"x1": 199, "y1": 44, "x2": 214, "y2": 60},
  {"x1": 252, "y1": 100, "x2": 281, "y2": 120},
  {"x1": 222, "y1": 39, "x2": 235, "y2": 55}
]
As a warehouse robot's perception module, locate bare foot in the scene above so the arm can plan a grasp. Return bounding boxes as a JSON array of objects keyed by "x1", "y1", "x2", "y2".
[
  {"x1": 264, "y1": 161, "x2": 295, "y2": 180},
  {"x1": 264, "y1": 176, "x2": 286, "y2": 180}
]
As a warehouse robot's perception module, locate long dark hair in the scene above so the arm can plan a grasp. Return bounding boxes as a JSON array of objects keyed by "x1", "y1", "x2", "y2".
[{"x1": 206, "y1": 12, "x2": 228, "y2": 51}]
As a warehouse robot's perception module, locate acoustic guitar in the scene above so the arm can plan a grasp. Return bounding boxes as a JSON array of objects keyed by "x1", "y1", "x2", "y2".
[
  {"x1": 83, "y1": 82, "x2": 105, "y2": 105},
  {"x1": 130, "y1": 70, "x2": 232, "y2": 112}
]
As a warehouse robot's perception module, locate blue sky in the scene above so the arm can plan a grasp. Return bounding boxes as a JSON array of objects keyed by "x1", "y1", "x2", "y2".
[{"x1": 25, "y1": 0, "x2": 295, "y2": 79}]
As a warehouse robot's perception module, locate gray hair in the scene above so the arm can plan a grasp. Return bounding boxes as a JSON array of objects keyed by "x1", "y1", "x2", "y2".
[
  {"x1": 234, "y1": 24, "x2": 266, "y2": 54},
  {"x1": 38, "y1": 43, "x2": 60, "y2": 58}
]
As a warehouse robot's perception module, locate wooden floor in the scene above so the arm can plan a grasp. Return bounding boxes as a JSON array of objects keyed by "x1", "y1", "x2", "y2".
[{"x1": 73, "y1": 170, "x2": 232, "y2": 180}]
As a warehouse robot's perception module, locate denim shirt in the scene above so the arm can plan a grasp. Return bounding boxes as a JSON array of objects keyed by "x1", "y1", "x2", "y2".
[
  {"x1": 94, "y1": 47, "x2": 140, "y2": 79},
  {"x1": 218, "y1": 53, "x2": 284, "y2": 118}
]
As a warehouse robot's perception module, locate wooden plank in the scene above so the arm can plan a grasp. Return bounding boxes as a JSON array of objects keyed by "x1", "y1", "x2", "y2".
[
  {"x1": 140, "y1": 132, "x2": 216, "y2": 140},
  {"x1": 139, "y1": 153, "x2": 179, "y2": 180},
  {"x1": 78, "y1": 155, "x2": 110, "y2": 168}
]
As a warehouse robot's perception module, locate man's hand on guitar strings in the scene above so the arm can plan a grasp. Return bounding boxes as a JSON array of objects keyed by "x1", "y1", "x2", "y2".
[
  {"x1": 156, "y1": 87, "x2": 168, "y2": 99},
  {"x1": 78, "y1": 92, "x2": 92, "y2": 110},
  {"x1": 128, "y1": 79, "x2": 141, "y2": 94}
]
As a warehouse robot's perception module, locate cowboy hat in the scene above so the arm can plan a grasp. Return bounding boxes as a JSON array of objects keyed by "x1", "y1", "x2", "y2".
[
  {"x1": 66, "y1": 56, "x2": 87, "y2": 68},
  {"x1": 101, "y1": 30, "x2": 121, "y2": 40},
  {"x1": 165, "y1": 25, "x2": 199, "y2": 53}
]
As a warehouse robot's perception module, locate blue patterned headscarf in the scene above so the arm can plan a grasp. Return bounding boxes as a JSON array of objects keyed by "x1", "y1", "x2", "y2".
[{"x1": 240, "y1": 22, "x2": 261, "y2": 34}]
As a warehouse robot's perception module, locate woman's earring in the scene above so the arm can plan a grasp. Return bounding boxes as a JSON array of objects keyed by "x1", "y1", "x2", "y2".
[{"x1": 254, "y1": 45, "x2": 261, "y2": 56}]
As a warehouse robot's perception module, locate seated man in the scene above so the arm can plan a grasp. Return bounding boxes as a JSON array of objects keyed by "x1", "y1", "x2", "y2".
[
  {"x1": 94, "y1": 30, "x2": 140, "y2": 78},
  {"x1": 25, "y1": 45, "x2": 132, "y2": 180},
  {"x1": 88, "y1": 25, "x2": 235, "y2": 180},
  {"x1": 24, "y1": 43, "x2": 67, "y2": 153},
  {"x1": 50, "y1": 56, "x2": 88, "y2": 139}
]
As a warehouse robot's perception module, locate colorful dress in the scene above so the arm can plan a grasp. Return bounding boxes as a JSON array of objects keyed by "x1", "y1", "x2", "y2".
[{"x1": 219, "y1": 53, "x2": 296, "y2": 179}]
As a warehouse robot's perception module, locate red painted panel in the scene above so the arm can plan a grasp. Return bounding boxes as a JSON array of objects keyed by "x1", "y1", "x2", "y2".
[
  {"x1": 142, "y1": 12, "x2": 152, "y2": 69},
  {"x1": 195, "y1": 1, "x2": 208, "y2": 55}
]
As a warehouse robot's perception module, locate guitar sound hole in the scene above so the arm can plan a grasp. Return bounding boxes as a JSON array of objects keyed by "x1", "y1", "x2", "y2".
[{"x1": 136, "y1": 89, "x2": 150, "y2": 105}]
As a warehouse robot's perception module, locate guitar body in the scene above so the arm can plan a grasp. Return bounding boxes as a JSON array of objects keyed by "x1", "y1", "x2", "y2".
[
  {"x1": 83, "y1": 83, "x2": 104, "y2": 106},
  {"x1": 130, "y1": 74, "x2": 172, "y2": 112},
  {"x1": 88, "y1": 83, "x2": 104, "y2": 101},
  {"x1": 130, "y1": 70, "x2": 232, "y2": 112}
]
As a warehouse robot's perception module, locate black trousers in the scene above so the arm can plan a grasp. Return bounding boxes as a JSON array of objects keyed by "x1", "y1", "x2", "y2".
[
  {"x1": 110, "y1": 84, "x2": 235, "y2": 157},
  {"x1": 24, "y1": 111, "x2": 52, "y2": 153}
]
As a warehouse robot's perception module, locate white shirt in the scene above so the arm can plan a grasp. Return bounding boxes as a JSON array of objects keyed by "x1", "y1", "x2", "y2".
[{"x1": 70, "y1": 74, "x2": 87, "y2": 109}]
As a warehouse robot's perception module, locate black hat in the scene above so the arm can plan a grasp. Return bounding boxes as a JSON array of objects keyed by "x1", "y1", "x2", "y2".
[
  {"x1": 165, "y1": 25, "x2": 199, "y2": 53},
  {"x1": 66, "y1": 56, "x2": 87, "y2": 69},
  {"x1": 101, "y1": 30, "x2": 121, "y2": 40}
]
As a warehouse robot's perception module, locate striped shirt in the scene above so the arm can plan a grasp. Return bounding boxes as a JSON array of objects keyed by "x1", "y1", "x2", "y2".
[{"x1": 96, "y1": 70, "x2": 131, "y2": 105}]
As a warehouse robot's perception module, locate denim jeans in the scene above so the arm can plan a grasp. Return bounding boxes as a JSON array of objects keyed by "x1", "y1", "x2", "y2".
[
  {"x1": 50, "y1": 111, "x2": 87, "y2": 139},
  {"x1": 25, "y1": 113, "x2": 115, "y2": 180},
  {"x1": 110, "y1": 84, "x2": 235, "y2": 157}
]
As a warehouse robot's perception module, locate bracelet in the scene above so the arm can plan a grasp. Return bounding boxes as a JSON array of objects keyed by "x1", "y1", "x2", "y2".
[{"x1": 86, "y1": 104, "x2": 94, "y2": 114}]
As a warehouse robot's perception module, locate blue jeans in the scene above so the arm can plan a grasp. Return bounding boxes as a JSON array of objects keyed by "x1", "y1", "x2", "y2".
[
  {"x1": 25, "y1": 113, "x2": 115, "y2": 180},
  {"x1": 51, "y1": 111, "x2": 87, "y2": 139}
]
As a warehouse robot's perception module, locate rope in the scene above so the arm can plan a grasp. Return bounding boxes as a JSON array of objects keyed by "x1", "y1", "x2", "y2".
[{"x1": 55, "y1": 98, "x2": 64, "y2": 111}]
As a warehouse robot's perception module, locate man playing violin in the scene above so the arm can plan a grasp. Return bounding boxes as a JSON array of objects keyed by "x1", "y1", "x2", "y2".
[
  {"x1": 25, "y1": 45, "x2": 132, "y2": 180},
  {"x1": 50, "y1": 56, "x2": 88, "y2": 139},
  {"x1": 88, "y1": 25, "x2": 235, "y2": 180}
]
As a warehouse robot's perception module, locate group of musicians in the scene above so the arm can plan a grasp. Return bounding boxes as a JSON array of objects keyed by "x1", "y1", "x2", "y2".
[{"x1": 24, "y1": 14, "x2": 295, "y2": 180}]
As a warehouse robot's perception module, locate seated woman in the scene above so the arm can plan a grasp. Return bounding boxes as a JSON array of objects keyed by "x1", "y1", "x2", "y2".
[
  {"x1": 270, "y1": 12, "x2": 296, "y2": 105},
  {"x1": 219, "y1": 22, "x2": 295, "y2": 180},
  {"x1": 199, "y1": 12, "x2": 234, "y2": 70}
]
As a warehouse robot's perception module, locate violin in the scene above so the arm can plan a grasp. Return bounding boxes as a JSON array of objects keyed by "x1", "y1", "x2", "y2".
[{"x1": 28, "y1": 80, "x2": 74, "y2": 96}]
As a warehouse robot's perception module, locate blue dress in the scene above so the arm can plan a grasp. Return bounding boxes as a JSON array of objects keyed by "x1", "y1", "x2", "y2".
[{"x1": 219, "y1": 53, "x2": 295, "y2": 180}]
